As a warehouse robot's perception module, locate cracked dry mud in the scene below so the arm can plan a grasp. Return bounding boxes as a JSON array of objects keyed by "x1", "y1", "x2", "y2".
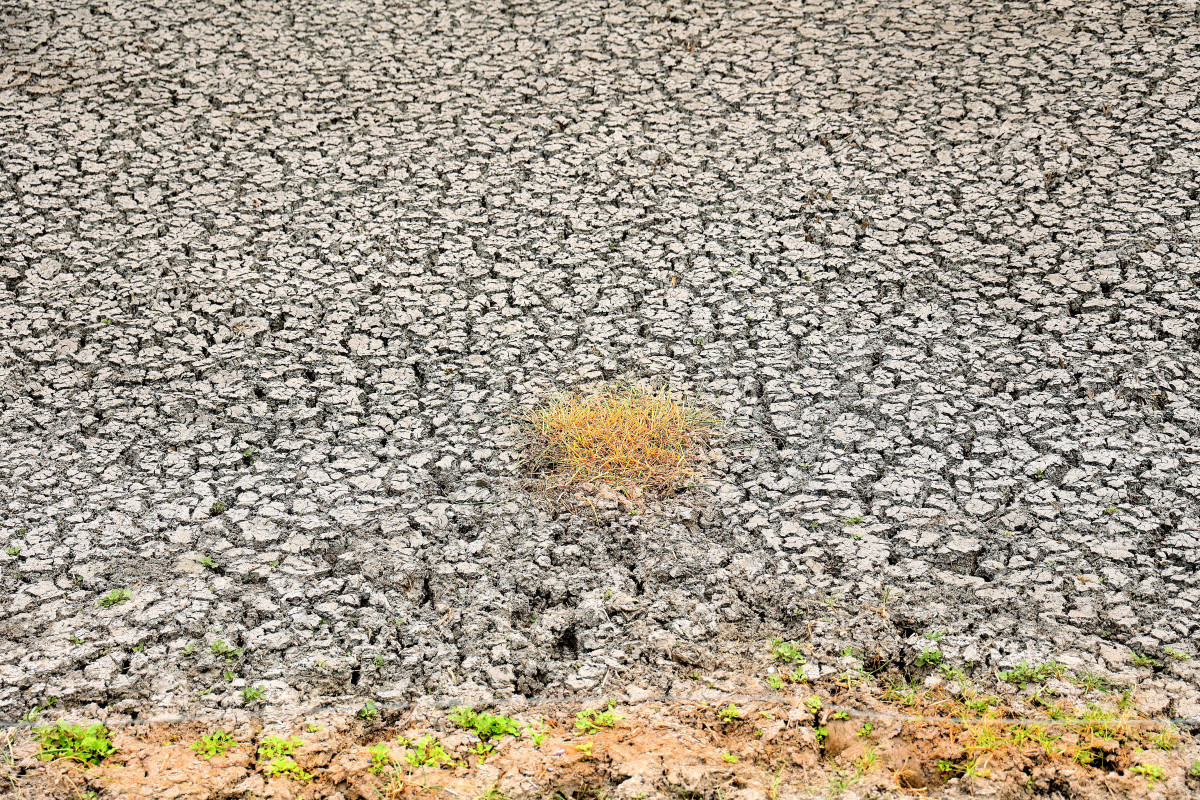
[{"x1": 2, "y1": 0, "x2": 1200, "y2": 781}]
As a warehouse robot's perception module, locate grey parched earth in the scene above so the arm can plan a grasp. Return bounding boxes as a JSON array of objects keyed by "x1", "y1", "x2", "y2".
[{"x1": 1, "y1": 0, "x2": 1199, "y2": 727}]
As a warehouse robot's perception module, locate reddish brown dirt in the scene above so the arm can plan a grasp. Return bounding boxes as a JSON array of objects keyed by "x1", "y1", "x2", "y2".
[{"x1": 4, "y1": 674, "x2": 1198, "y2": 800}]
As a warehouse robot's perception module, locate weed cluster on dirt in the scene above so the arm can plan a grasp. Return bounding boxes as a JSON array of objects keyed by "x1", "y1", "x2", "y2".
[
  {"x1": 34, "y1": 722, "x2": 115, "y2": 766},
  {"x1": 525, "y1": 385, "x2": 715, "y2": 498}
]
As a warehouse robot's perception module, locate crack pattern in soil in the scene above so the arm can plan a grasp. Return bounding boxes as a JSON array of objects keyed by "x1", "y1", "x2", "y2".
[{"x1": 0, "y1": 0, "x2": 1198, "y2": 746}]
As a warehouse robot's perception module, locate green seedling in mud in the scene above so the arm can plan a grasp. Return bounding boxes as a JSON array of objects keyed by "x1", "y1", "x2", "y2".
[
  {"x1": 35, "y1": 722, "x2": 115, "y2": 765},
  {"x1": 718, "y1": 704, "x2": 740, "y2": 723},
  {"x1": 357, "y1": 700, "x2": 380, "y2": 720},
  {"x1": 575, "y1": 707, "x2": 623, "y2": 734},
  {"x1": 1151, "y1": 724, "x2": 1180, "y2": 751},
  {"x1": 770, "y1": 638, "x2": 805, "y2": 664},
  {"x1": 192, "y1": 731, "x2": 237, "y2": 759},
  {"x1": 1131, "y1": 764, "x2": 1164, "y2": 787},
  {"x1": 258, "y1": 736, "x2": 311, "y2": 781},
  {"x1": 940, "y1": 664, "x2": 966, "y2": 681},
  {"x1": 1073, "y1": 670, "x2": 1112, "y2": 693},
  {"x1": 98, "y1": 589, "x2": 131, "y2": 608},
  {"x1": 449, "y1": 706, "x2": 522, "y2": 740},
  {"x1": 1131, "y1": 652, "x2": 1157, "y2": 667},
  {"x1": 22, "y1": 697, "x2": 57, "y2": 723},
  {"x1": 368, "y1": 743, "x2": 393, "y2": 774},
  {"x1": 527, "y1": 719, "x2": 550, "y2": 748},
  {"x1": 916, "y1": 648, "x2": 942, "y2": 667},
  {"x1": 997, "y1": 660, "x2": 1065, "y2": 688},
  {"x1": 404, "y1": 735, "x2": 451, "y2": 768},
  {"x1": 210, "y1": 640, "x2": 241, "y2": 660},
  {"x1": 241, "y1": 685, "x2": 266, "y2": 703}
]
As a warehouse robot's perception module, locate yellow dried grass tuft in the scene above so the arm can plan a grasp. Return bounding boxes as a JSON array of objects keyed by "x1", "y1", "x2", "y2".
[{"x1": 526, "y1": 385, "x2": 716, "y2": 498}]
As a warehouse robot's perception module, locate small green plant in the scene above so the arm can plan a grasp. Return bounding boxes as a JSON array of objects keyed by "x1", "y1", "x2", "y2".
[
  {"x1": 856, "y1": 723, "x2": 874, "y2": 738},
  {"x1": 242, "y1": 447, "x2": 256, "y2": 464},
  {"x1": 449, "y1": 706, "x2": 522, "y2": 740},
  {"x1": 1104, "y1": 504, "x2": 1118, "y2": 515},
  {"x1": 1189, "y1": 759, "x2": 1200, "y2": 778},
  {"x1": 940, "y1": 664, "x2": 966, "y2": 681},
  {"x1": 191, "y1": 731, "x2": 237, "y2": 759},
  {"x1": 1164, "y1": 647, "x2": 1191, "y2": 660},
  {"x1": 210, "y1": 501, "x2": 226, "y2": 515},
  {"x1": 770, "y1": 638, "x2": 805, "y2": 664},
  {"x1": 5, "y1": 546, "x2": 18, "y2": 557},
  {"x1": 35, "y1": 722, "x2": 116, "y2": 765},
  {"x1": 1073, "y1": 670, "x2": 1112, "y2": 693},
  {"x1": 805, "y1": 696, "x2": 823, "y2": 715},
  {"x1": 1130, "y1": 763, "x2": 1164, "y2": 787},
  {"x1": 997, "y1": 660, "x2": 1065, "y2": 688},
  {"x1": 940, "y1": 759, "x2": 990, "y2": 779},
  {"x1": 916, "y1": 648, "x2": 942, "y2": 667},
  {"x1": 766, "y1": 673, "x2": 785, "y2": 690},
  {"x1": 723, "y1": 752, "x2": 738, "y2": 764},
  {"x1": 21, "y1": 697, "x2": 58, "y2": 723},
  {"x1": 258, "y1": 735, "x2": 311, "y2": 781},
  {"x1": 367, "y1": 742, "x2": 393, "y2": 774},
  {"x1": 373, "y1": 655, "x2": 385, "y2": 668},
  {"x1": 718, "y1": 704, "x2": 740, "y2": 723},
  {"x1": 832, "y1": 710, "x2": 849, "y2": 720},
  {"x1": 963, "y1": 695, "x2": 998, "y2": 714},
  {"x1": 815, "y1": 726, "x2": 828, "y2": 745},
  {"x1": 857, "y1": 748, "x2": 879, "y2": 772},
  {"x1": 210, "y1": 640, "x2": 241, "y2": 660},
  {"x1": 404, "y1": 735, "x2": 451, "y2": 768},
  {"x1": 842, "y1": 514, "x2": 864, "y2": 524},
  {"x1": 1131, "y1": 652, "x2": 1158, "y2": 667},
  {"x1": 357, "y1": 700, "x2": 380, "y2": 720},
  {"x1": 182, "y1": 642, "x2": 196, "y2": 656},
  {"x1": 529, "y1": 722, "x2": 548, "y2": 748},
  {"x1": 1151, "y1": 724, "x2": 1180, "y2": 751},
  {"x1": 306, "y1": 723, "x2": 323, "y2": 733},
  {"x1": 575, "y1": 707, "x2": 623, "y2": 734},
  {"x1": 576, "y1": 741, "x2": 593, "y2": 757},
  {"x1": 98, "y1": 589, "x2": 131, "y2": 608},
  {"x1": 924, "y1": 630, "x2": 945, "y2": 641},
  {"x1": 242, "y1": 685, "x2": 266, "y2": 703},
  {"x1": 198, "y1": 556, "x2": 218, "y2": 570}
]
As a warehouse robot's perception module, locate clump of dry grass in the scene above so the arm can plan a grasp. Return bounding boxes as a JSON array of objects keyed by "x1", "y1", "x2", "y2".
[{"x1": 525, "y1": 385, "x2": 716, "y2": 499}]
